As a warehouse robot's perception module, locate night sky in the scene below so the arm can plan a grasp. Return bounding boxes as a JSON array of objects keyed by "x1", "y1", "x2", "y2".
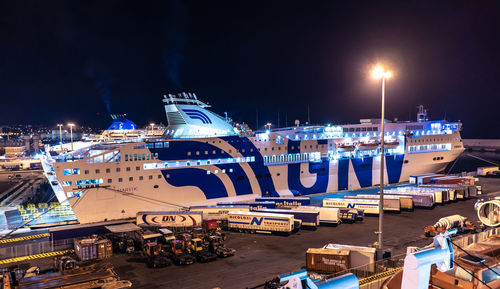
[{"x1": 1, "y1": 1, "x2": 499, "y2": 138}]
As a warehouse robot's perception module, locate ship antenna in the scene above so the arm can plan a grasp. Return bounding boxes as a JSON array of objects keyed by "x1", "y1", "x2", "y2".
[{"x1": 307, "y1": 104, "x2": 310, "y2": 125}]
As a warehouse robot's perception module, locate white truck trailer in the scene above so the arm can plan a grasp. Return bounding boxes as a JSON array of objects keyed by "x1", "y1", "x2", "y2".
[
  {"x1": 136, "y1": 211, "x2": 203, "y2": 228},
  {"x1": 227, "y1": 211, "x2": 296, "y2": 235},
  {"x1": 188, "y1": 206, "x2": 250, "y2": 220},
  {"x1": 295, "y1": 206, "x2": 341, "y2": 225},
  {"x1": 343, "y1": 195, "x2": 401, "y2": 212},
  {"x1": 323, "y1": 198, "x2": 380, "y2": 214}
]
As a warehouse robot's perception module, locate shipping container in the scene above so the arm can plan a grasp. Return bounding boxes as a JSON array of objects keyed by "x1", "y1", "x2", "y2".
[
  {"x1": 343, "y1": 196, "x2": 401, "y2": 212},
  {"x1": 96, "y1": 239, "x2": 113, "y2": 259},
  {"x1": 254, "y1": 197, "x2": 311, "y2": 208},
  {"x1": 74, "y1": 237, "x2": 97, "y2": 261},
  {"x1": 323, "y1": 243, "x2": 377, "y2": 273},
  {"x1": 253, "y1": 208, "x2": 319, "y2": 227},
  {"x1": 295, "y1": 206, "x2": 340, "y2": 225},
  {"x1": 323, "y1": 198, "x2": 380, "y2": 214},
  {"x1": 136, "y1": 211, "x2": 203, "y2": 228},
  {"x1": 352, "y1": 194, "x2": 413, "y2": 210},
  {"x1": 189, "y1": 206, "x2": 250, "y2": 220},
  {"x1": 227, "y1": 211, "x2": 295, "y2": 234},
  {"x1": 216, "y1": 201, "x2": 276, "y2": 209},
  {"x1": 306, "y1": 248, "x2": 350, "y2": 273}
]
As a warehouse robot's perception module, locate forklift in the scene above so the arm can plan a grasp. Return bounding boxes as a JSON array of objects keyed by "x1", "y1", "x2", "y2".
[
  {"x1": 190, "y1": 238, "x2": 217, "y2": 262},
  {"x1": 208, "y1": 235, "x2": 235, "y2": 258},
  {"x1": 170, "y1": 239, "x2": 196, "y2": 265},
  {"x1": 144, "y1": 242, "x2": 171, "y2": 268}
]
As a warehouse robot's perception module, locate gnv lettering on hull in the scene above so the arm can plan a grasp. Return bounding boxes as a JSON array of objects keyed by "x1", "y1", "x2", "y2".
[
  {"x1": 250, "y1": 217, "x2": 263, "y2": 225},
  {"x1": 347, "y1": 203, "x2": 355, "y2": 208}
]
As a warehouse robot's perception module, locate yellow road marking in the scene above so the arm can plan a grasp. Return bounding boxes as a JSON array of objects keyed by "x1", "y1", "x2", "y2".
[{"x1": 0, "y1": 250, "x2": 73, "y2": 265}]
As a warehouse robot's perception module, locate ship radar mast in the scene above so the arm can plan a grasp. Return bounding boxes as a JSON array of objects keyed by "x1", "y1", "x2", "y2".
[{"x1": 417, "y1": 105, "x2": 428, "y2": 122}]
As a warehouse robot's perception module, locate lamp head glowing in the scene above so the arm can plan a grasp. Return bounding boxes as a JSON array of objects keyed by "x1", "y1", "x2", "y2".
[
  {"x1": 150, "y1": 123, "x2": 155, "y2": 126},
  {"x1": 67, "y1": 123, "x2": 75, "y2": 127},
  {"x1": 371, "y1": 66, "x2": 392, "y2": 79}
]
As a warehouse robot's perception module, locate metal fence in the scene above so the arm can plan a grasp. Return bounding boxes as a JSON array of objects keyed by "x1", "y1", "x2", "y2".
[{"x1": 0, "y1": 238, "x2": 73, "y2": 260}]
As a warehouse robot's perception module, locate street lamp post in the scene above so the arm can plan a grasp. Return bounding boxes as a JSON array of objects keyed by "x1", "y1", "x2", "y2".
[
  {"x1": 68, "y1": 123, "x2": 75, "y2": 151},
  {"x1": 150, "y1": 123, "x2": 155, "y2": 135},
  {"x1": 372, "y1": 66, "x2": 392, "y2": 253},
  {"x1": 57, "y1": 124, "x2": 63, "y2": 151}
]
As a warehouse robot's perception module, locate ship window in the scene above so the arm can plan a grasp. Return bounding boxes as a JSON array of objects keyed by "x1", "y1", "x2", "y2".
[
  {"x1": 95, "y1": 169, "x2": 100, "y2": 174},
  {"x1": 158, "y1": 174, "x2": 162, "y2": 179},
  {"x1": 146, "y1": 154, "x2": 150, "y2": 160},
  {"x1": 135, "y1": 166, "x2": 139, "y2": 171},
  {"x1": 264, "y1": 148, "x2": 267, "y2": 151},
  {"x1": 237, "y1": 176, "x2": 244, "y2": 181},
  {"x1": 125, "y1": 155, "x2": 129, "y2": 161},
  {"x1": 85, "y1": 170, "x2": 89, "y2": 174},
  {"x1": 196, "y1": 151, "x2": 200, "y2": 155},
  {"x1": 134, "y1": 154, "x2": 138, "y2": 161},
  {"x1": 278, "y1": 147, "x2": 281, "y2": 150},
  {"x1": 187, "y1": 152, "x2": 191, "y2": 156},
  {"x1": 272, "y1": 147, "x2": 274, "y2": 151},
  {"x1": 126, "y1": 167, "x2": 131, "y2": 171},
  {"x1": 404, "y1": 160, "x2": 409, "y2": 164},
  {"x1": 361, "y1": 127, "x2": 367, "y2": 131},
  {"x1": 64, "y1": 169, "x2": 72, "y2": 175},
  {"x1": 129, "y1": 154, "x2": 133, "y2": 161},
  {"x1": 155, "y1": 142, "x2": 163, "y2": 148},
  {"x1": 355, "y1": 128, "x2": 360, "y2": 131},
  {"x1": 106, "y1": 168, "x2": 110, "y2": 173},
  {"x1": 154, "y1": 185, "x2": 159, "y2": 188},
  {"x1": 229, "y1": 168, "x2": 233, "y2": 173},
  {"x1": 482, "y1": 264, "x2": 500, "y2": 283},
  {"x1": 116, "y1": 168, "x2": 120, "y2": 172},
  {"x1": 212, "y1": 150, "x2": 216, "y2": 154},
  {"x1": 277, "y1": 173, "x2": 280, "y2": 176},
  {"x1": 149, "y1": 175, "x2": 153, "y2": 180},
  {"x1": 229, "y1": 150, "x2": 232, "y2": 153},
  {"x1": 108, "y1": 179, "x2": 112, "y2": 183},
  {"x1": 242, "y1": 149, "x2": 245, "y2": 153},
  {"x1": 129, "y1": 177, "x2": 133, "y2": 181},
  {"x1": 250, "y1": 148, "x2": 253, "y2": 152},
  {"x1": 291, "y1": 146, "x2": 294, "y2": 150},
  {"x1": 118, "y1": 178, "x2": 123, "y2": 182},
  {"x1": 73, "y1": 168, "x2": 80, "y2": 175},
  {"x1": 310, "y1": 145, "x2": 313, "y2": 149},
  {"x1": 204, "y1": 151, "x2": 208, "y2": 155}
]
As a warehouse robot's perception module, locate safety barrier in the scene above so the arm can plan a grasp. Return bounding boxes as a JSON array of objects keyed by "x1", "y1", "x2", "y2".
[
  {"x1": 0, "y1": 233, "x2": 49, "y2": 244},
  {"x1": 0, "y1": 249, "x2": 73, "y2": 265}
]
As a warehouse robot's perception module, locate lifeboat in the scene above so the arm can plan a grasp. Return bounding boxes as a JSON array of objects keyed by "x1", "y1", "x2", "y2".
[
  {"x1": 336, "y1": 143, "x2": 356, "y2": 152},
  {"x1": 357, "y1": 142, "x2": 379, "y2": 150},
  {"x1": 383, "y1": 141, "x2": 400, "y2": 149}
]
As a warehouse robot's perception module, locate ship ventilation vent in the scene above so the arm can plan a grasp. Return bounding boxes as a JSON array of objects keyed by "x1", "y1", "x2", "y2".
[{"x1": 166, "y1": 111, "x2": 186, "y2": 125}]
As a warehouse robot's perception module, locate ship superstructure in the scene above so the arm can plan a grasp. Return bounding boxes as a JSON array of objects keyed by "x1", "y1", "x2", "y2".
[{"x1": 41, "y1": 93, "x2": 464, "y2": 223}]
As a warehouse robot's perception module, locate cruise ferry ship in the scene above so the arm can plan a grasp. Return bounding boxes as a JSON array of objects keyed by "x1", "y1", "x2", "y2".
[{"x1": 41, "y1": 93, "x2": 464, "y2": 224}]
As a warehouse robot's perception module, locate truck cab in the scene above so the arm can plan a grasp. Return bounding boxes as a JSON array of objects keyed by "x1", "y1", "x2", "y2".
[{"x1": 159, "y1": 228, "x2": 175, "y2": 243}]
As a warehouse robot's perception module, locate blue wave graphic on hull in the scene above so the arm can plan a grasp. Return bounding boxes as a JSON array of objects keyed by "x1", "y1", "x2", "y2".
[{"x1": 182, "y1": 109, "x2": 212, "y2": 124}]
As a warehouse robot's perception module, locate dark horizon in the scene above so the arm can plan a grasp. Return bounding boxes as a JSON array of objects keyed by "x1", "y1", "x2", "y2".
[{"x1": 1, "y1": 1, "x2": 499, "y2": 138}]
